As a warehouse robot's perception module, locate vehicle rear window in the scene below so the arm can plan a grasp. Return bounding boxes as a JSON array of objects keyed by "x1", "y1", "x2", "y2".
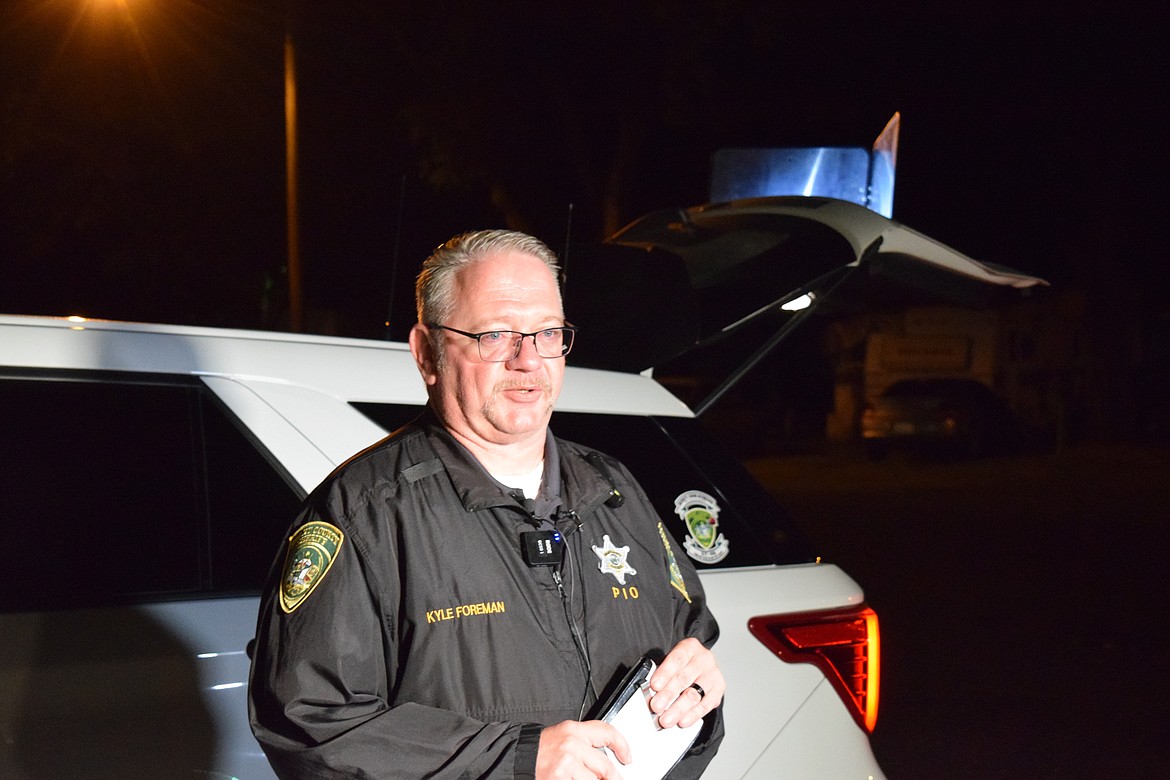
[
  {"x1": 0, "y1": 372, "x2": 301, "y2": 612},
  {"x1": 552, "y1": 412, "x2": 813, "y2": 568},
  {"x1": 352, "y1": 403, "x2": 814, "y2": 568}
]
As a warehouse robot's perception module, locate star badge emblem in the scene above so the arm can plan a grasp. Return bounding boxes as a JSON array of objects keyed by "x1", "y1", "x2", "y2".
[{"x1": 592, "y1": 534, "x2": 637, "y2": 585}]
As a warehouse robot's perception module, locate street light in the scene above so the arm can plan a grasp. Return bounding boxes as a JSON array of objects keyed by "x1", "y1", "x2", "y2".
[{"x1": 50, "y1": 0, "x2": 305, "y2": 330}]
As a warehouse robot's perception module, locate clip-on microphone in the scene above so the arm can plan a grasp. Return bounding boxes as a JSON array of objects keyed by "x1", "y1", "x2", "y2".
[
  {"x1": 521, "y1": 527, "x2": 564, "y2": 566},
  {"x1": 513, "y1": 490, "x2": 565, "y2": 567}
]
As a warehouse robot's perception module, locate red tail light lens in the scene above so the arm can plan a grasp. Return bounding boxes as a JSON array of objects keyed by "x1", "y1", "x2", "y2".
[{"x1": 748, "y1": 605, "x2": 880, "y2": 732}]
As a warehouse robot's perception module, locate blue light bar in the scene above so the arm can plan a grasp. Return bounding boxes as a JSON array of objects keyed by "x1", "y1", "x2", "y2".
[{"x1": 709, "y1": 113, "x2": 900, "y2": 217}]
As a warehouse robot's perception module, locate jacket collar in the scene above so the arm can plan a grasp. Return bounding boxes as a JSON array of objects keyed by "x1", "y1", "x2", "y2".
[{"x1": 415, "y1": 407, "x2": 613, "y2": 518}]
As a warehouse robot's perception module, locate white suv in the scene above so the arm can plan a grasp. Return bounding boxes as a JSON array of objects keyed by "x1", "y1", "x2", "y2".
[{"x1": 0, "y1": 314, "x2": 884, "y2": 779}]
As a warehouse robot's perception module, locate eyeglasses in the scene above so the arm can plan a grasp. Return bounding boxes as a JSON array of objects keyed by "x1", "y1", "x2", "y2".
[{"x1": 430, "y1": 324, "x2": 577, "y2": 362}]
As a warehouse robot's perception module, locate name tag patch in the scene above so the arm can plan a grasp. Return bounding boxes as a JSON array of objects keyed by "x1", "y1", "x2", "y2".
[{"x1": 426, "y1": 600, "x2": 507, "y2": 624}]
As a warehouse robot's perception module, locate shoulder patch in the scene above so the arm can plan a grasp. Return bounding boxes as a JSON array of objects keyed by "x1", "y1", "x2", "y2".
[
  {"x1": 657, "y1": 522, "x2": 691, "y2": 603},
  {"x1": 280, "y1": 521, "x2": 345, "y2": 614}
]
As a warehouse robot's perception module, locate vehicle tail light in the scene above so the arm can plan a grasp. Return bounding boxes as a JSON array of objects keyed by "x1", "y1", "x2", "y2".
[
  {"x1": 940, "y1": 405, "x2": 961, "y2": 432},
  {"x1": 748, "y1": 605, "x2": 880, "y2": 732}
]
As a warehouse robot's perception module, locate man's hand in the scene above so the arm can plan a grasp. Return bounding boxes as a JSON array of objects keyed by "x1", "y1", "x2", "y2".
[
  {"x1": 647, "y1": 637, "x2": 725, "y2": 729},
  {"x1": 536, "y1": 720, "x2": 630, "y2": 780}
]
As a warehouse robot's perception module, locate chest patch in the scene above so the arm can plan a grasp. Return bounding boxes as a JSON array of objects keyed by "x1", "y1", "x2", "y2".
[
  {"x1": 591, "y1": 534, "x2": 637, "y2": 585},
  {"x1": 674, "y1": 490, "x2": 731, "y2": 564},
  {"x1": 280, "y1": 520, "x2": 344, "y2": 614}
]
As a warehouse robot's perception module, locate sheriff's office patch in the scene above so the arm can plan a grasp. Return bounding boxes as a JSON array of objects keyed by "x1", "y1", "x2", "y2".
[
  {"x1": 657, "y1": 522, "x2": 691, "y2": 603},
  {"x1": 674, "y1": 490, "x2": 730, "y2": 565},
  {"x1": 279, "y1": 521, "x2": 344, "y2": 614},
  {"x1": 592, "y1": 534, "x2": 637, "y2": 585}
]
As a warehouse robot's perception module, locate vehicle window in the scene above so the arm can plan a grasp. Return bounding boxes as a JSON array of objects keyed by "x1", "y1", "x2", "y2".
[
  {"x1": 350, "y1": 402, "x2": 423, "y2": 436},
  {"x1": 202, "y1": 388, "x2": 305, "y2": 592},
  {"x1": 0, "y1": 373, "x2": 301, "y2": 613},
  {"x1": 352, "y1": 403, "x2": 814, "y2": 568},
  {"x1": 550, "y1": 413, "x2": 814, "y2": 568}
]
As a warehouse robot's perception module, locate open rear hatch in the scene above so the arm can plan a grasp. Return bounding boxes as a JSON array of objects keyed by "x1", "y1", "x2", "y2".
[{"x1": 563, "y1": 196, "x2": 1047, "y2": 414}]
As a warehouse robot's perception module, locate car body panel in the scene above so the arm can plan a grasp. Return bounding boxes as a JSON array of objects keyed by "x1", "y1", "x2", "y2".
[
  {"x1": 201, "y1": 376, "x2": 345, "y2": 490},
  {"x1": 692, "y1": 565, "x2": 881, "y2": 778},
  {"x1": 1, "y1": 314, "x2": 882, "y2": 778},
  {"x1": 0, "y1": 598, "x2": 269, "y2": 780},
  {"x1": 741, "y1": 680, "x2": 888, "y2": 778},
  {"x1": 699, "y1": 197, "x2": 1041, "y2": 288},
  {"x1": 0, "y1": 314, "x2": 691, "y2": 417}
]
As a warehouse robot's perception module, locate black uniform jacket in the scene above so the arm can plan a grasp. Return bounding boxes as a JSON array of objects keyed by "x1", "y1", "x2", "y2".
[{"x1": 249, "y1": 410, "x2": 724, "y2": 779}]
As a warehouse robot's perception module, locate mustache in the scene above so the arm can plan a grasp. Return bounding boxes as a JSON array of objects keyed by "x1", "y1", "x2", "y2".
[{"x1": 495, "y1": 378, "x2": 553, "y2": 394}]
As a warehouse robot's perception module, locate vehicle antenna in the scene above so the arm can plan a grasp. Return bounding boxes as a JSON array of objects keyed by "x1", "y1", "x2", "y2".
[
  {"x1": 385, "y1": 173, "x2": 407, "y2": 340},
  {"x1": 561, "y1": 202, "x2": 573, "y2": 293}
]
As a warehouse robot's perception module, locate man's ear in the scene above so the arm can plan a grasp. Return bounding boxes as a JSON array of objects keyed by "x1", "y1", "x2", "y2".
[{"x1": 408, "y1": 324, "x2": 439, "y2": 386}]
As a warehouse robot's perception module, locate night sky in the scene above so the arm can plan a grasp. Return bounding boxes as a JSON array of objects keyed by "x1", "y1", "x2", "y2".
[{"x1": 1, "y1": 0, "x2": 1166, "y2": 340}]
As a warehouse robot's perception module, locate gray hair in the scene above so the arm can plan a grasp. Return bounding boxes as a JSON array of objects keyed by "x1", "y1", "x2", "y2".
[{"x1": 415, "y1": 229, "x2": 562, "y2": 325}]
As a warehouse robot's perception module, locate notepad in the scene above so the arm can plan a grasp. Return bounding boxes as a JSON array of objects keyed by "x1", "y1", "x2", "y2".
[{"x1": 597, "y1": 657, "x2": 703, "y2": 780}]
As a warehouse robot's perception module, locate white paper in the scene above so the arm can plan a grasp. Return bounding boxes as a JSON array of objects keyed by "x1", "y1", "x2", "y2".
[{"x1": 601, "y1": 663, "x2": 702, "y2": 780}]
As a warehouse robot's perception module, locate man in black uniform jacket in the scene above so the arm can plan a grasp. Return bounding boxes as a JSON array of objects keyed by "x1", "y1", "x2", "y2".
[{"x1": 249, "y1": 229, "x2": 725, "y2": 779}]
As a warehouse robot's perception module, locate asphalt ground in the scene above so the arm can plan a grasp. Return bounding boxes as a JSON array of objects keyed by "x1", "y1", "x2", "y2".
[{"x1": 742, "y1": 442, "x2": 1170, "y2": 778}]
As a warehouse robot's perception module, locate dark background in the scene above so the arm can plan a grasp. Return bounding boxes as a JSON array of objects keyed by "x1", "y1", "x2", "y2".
[
  {"x1": 746, "y1": 442, "x2": 1170, "y2": 778},
  {"x1": 3, "y1": 1, "x2": 1166, "y2": 341}
]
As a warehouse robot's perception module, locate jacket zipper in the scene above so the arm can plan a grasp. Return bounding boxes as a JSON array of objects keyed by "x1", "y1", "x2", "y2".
[{"x1": 552, "y1": 563, "x2": 595, "y2": 717}]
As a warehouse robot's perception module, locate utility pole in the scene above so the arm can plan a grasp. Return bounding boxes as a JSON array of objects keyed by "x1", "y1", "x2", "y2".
[{"x1": 284, "y1": 22, "x2": 303, "y2": 331}]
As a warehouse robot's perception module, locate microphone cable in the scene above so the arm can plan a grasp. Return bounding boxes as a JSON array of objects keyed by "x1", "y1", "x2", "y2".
[{"x1": 556, "y1": 538, "x2": 597, "y2": 718}]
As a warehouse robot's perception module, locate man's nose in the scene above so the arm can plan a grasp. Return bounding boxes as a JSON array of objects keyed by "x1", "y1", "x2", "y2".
[{"x1": 507, "y1": 334, "x2": 543, "y2": 367}]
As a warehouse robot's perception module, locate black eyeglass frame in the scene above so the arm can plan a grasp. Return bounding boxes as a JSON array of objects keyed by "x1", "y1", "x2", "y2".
[{"x1": 429, "y1": 324, "x2": 577, "y2": 362}]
